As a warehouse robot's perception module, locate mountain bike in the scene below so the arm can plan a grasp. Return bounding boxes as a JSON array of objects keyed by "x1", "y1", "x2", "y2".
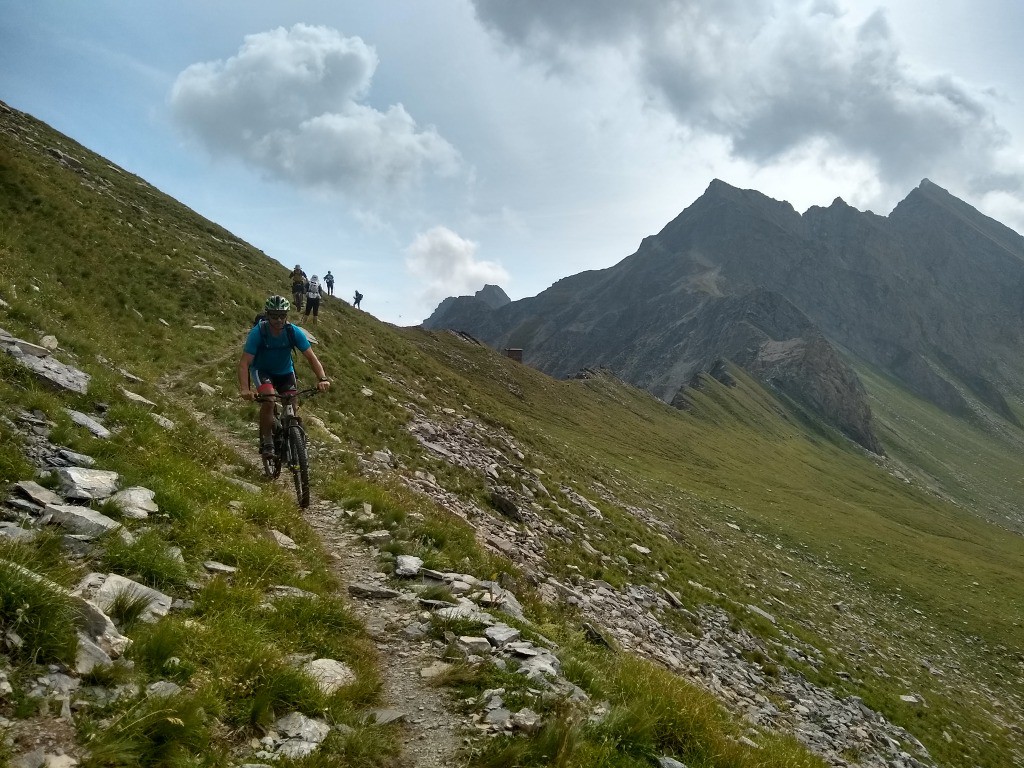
[{"x1": 256, "y1": 389, "x2": 318, "y2": 508}]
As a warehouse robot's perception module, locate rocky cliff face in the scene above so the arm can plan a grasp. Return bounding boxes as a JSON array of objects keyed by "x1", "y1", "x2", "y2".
[{"x1": 424, "y1": 179, "x2": 1024, "y2": 452}]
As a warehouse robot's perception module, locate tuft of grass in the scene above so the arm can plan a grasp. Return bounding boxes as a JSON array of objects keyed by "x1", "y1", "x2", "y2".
[
  {"x1": 427, "y1": 613, "x2": 488, "y2": 641},
  {"x1": 80, "y1": 659, "x2": 135, "y2": 688},
  {"x1": 416, "y1": 584, "x2": 456, "y2": 603},
  {"x1": 80, "y1": 691, "x2": 217, "y2": 768},
  {"x1": 0, "y1": 541, "x2": 79, "y2": 665},
  {"x1": 0, "y1": 421, "x2": 33, "y2": 486},
  {"x1": 128, "y1": 619, "x2": 196, "y2": 684},
  {"x1": 286, "y1": 725, "x2": 402, "y2": 767},
  {"x1": 100, "y1": 529, "x2": 191, "y2": 590},
  {"x1": 105, "y1": 588, "x2": 155, "y2": 632},
  {"x1": 225, "y1": 651, "x2": 325, "y2": 731}
]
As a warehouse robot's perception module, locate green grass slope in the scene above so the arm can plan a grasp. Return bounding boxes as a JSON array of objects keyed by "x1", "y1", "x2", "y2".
[{"x1": 1, "y1": 101, "x2": 1023, "y2": 767}]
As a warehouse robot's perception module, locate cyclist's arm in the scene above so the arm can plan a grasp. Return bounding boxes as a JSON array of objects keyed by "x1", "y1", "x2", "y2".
[
  {"x1": 302, "y1": 348, "x2": 331, "y2": 391},
  {"x1": 238, "y1": 352, "x2": 256, "y2": 400}
]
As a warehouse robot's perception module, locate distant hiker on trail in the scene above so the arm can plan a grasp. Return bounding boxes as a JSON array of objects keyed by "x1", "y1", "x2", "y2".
[
  {"x1": 305, "y1": 275, "x2": 322, "y2": 324},
  {"x1": 353, "y1": 290, "x2": 363, "y2": 309},
  {"x1": 324, "y1": 271, "x2": 334, "y2": 296},
  {"x1": 238, "y1": 295, "x2": 330, "y2": 458},
  {"x1": 289, "y1": 265, "x2": 307, "y2": 311}
]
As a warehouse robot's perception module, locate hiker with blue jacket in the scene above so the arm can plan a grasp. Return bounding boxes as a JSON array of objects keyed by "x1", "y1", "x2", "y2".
[{"x1": 237, "y1": 295, "x2": 330, "y2": 457}]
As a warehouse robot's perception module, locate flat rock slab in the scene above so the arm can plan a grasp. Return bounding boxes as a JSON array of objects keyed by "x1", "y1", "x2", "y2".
[
  {"x1": 204, "y1": 561, "x2": 237, "y2": 574},
  {"x1": 367, "y1": 709, "x2": 405, "y2": 725},
  {"x1": 109, "y1": 486, "x2": 158, "y2": 519},
  {"x1": 75, "y1": 632, "x2": 113, "y2": 675},
  {"x1": 302, "y1": 658, "x2": 355, "y2": 694},
  {"x1": 121, "y1": 388, "x2": 156, "y2": 407},
  {"x1": 419, "y1": 661, "x2": 453, "y2": 679},
  {"x1": 5, "y1": 344, "x2": 90, "y2": 394},
  {"x1": 266, "y1": 529, "x2": 298, "y2": 550},
  {"x1": 65, "y1": 409, "x2": 111, "y2": 438},
  {"x1": 0, "y1": 522, "x2": 37, "y2": 543},
  {"x1": 268, "y1": 585, "x2": 318, "y2": 600},
  {"x1": 348, "y1": 582, "x2": 401, "y2": 599},
  {"x1": 395, "y1": 554, "x2": 423, "y2": 577},
  {"x1": 361, "y1": 530, "x2": 392, "y2": 545},
  {"x1": 150, "y1": 413, "x2": 175, "y2": 430},
  {"x1": 274, "y1": 712, "x2": 331, "y2": 743},
  {"x1": 13, "y1": 480, "x2": 63, "y2": 507},
  {"x1": 56, "y1": 467, "x2": 119, "y2": 500},
  {"x1": 146, "y1": 680, "x2": 183, "y2": 698},
  {"x1": 45, "y1": 504, "x2": 124, "y2": 537},
  {"x1": 485, "y1": 624, "x2": 522, "y2": 647},
  {"x1": 76, "y1": 572, "x2": 172, "y2": 623},
  {"x1": 58, "y1": 448, "x2": 96, "y2": 467}
]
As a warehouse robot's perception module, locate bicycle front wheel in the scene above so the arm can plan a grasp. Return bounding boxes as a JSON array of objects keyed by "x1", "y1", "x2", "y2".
[{"x1": 287, "y1": 424, "x2": 310, "y2": 508}]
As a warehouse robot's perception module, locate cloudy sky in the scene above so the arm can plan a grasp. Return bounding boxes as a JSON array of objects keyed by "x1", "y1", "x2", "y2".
[{"x1": 3, "y1": 1, "x2": 1024, "y2": 325}]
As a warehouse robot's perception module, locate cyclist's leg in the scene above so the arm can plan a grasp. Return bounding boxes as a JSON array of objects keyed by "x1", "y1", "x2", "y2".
[{"x1": 252, "y1": 369, "x2": 277, "y2": 452}]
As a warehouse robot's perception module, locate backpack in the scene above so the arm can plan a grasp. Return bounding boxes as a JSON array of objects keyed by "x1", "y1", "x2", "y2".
[
  {"x1": 307, "y1": 280, "x2": 321, "y2": 299},
  {"x1": 251, "y1": 314, "x2": 298, "y2": 350}
]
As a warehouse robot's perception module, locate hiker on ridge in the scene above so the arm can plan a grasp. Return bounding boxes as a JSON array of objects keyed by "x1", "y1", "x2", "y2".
[
  {"x1": 238, "y1": 295, "x2": 330, "y2": 457},
  {"x1": 289, "y1": 264, "x2": 307, "y2": 312},
  {"x1": 324, "y1": 271, "x2": 335, "y2": 296},
  {"x1": 353, "y1": 290, "x2": 363, "y2": 309},
  {"x1": 305, "y1": 275, "x2": 322, "y2": 324}
]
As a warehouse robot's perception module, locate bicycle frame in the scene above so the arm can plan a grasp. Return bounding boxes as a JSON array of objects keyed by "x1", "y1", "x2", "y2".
[{"x1": 255, "y1": 388, "x2": 319, "y2": 507}]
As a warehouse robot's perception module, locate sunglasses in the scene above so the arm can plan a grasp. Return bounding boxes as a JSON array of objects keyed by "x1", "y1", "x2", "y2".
[{"x1": 267, "y1": 313, "x2": 288, "y2": 321}]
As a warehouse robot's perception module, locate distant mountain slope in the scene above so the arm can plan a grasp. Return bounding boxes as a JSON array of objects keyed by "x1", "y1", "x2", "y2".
[{"x1": 425, "y1": 178, "x2": 1024, "y2": 450}]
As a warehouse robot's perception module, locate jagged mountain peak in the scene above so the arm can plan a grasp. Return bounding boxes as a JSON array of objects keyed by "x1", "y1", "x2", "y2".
[
  {"x1": 654, "y1": 179, "x2": 802, "y2": 248},
  {"x1": 698, "y1": 178, "x2": 799, "y2": 217},
  {"x1": 475, "y1": 284, "x2": 511, "y2": 309},
  {"x1": 890, "y1": 177, "x2": 1024, "y2": 257}
]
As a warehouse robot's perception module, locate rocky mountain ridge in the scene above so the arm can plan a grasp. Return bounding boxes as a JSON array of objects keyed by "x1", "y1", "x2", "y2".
[{"x1": 424, "y1": 178, "x2": 1024, "y2": 452}]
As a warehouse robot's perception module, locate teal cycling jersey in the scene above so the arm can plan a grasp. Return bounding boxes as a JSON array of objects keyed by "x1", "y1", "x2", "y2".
[{"x1": 244, "y1": 322, "x2": 311, "y2": 375}]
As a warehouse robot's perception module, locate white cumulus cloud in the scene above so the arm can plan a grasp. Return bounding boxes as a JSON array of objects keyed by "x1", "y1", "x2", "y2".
[
  {"x1": 405, "y1": 226, "x2": 509, "y2": 308},
  {"x1": 169, "y1": 24, "x2": 460, "y2": 198}
]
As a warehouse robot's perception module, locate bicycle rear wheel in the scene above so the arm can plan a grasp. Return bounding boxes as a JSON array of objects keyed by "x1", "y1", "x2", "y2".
[{"x1": 287, "y1": 424, "x2": 310, "y2": 508}]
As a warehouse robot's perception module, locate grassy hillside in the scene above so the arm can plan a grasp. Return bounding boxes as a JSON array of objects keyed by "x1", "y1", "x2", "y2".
[{"x1": 1, "y1": 101, "x2": 1023, "y2": 767}]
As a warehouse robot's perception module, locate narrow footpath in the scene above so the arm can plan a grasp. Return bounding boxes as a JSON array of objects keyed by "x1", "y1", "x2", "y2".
[{"x1": 207, "y1": 415, "x2": 468, "y2": 768}]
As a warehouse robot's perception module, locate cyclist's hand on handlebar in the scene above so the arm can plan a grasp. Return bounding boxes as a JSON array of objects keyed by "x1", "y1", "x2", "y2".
[
  {"x1": 317, "y1": 377, "x2": 331, "y2": 392},
  {"x1": 240, "y1": 389, "x2": 255, "y2": 402}
]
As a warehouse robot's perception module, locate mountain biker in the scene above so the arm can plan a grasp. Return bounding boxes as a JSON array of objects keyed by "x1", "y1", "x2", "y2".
[
  {"x1": 304, "y1": 275, "x2": 322, "y2": 323},
  {"x1": 289, "y1": 265, "x2": 307, "y2": 312},
  {"x1": 237, "y1": 295, "x2": 330, "y2": 457}
]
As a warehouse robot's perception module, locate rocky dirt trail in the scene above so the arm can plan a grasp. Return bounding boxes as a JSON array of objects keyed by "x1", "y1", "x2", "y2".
[
  {"x1": 304, "y1": 502, "x2": 467, "y2": 768},
  {"x1": 205, "y1": 417, "x2": 469, "y2": 768}
]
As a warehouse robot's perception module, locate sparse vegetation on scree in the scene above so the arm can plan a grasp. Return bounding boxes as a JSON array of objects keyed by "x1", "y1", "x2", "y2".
[{"x1": 1, "y1": 101, "x2": 1022, "y2": 767}]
